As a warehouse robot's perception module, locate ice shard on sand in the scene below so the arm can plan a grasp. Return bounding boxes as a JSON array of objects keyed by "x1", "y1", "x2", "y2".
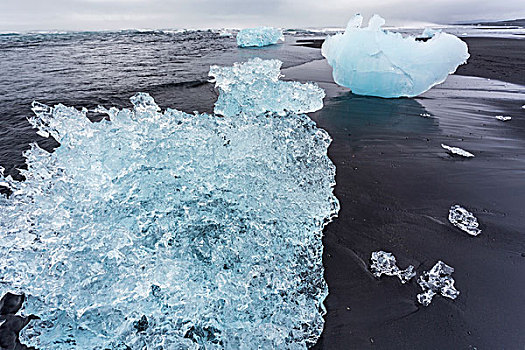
[
  {"x1": 370, "y1": 251, "x2": 416, "y2": 284},
  {"x1": 441, "y1": 144, "x2": 475, "y2": 158},
  {"x1": 417, "y1": 261, "x2": 460, "y2": 306},
  {"x1": 448, "y1": 204, "x2": 481, "y2": 236}
]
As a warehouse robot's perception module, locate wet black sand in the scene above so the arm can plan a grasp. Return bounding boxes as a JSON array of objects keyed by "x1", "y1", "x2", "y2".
[
  {"x1": 456, "y1": 38, "x2": 525, "y2": 85},
  {"x1": 286, "y1": 39, "x2": 525, "y2": 349}
]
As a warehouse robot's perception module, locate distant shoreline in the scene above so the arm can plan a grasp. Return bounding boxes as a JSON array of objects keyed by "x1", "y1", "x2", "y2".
[{"x1": 457, "y1": 18, "x2": 525, "y2": 27}]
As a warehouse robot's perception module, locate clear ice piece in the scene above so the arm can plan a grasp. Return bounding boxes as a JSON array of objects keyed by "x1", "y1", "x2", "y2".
[
  {"x1": 441, "y1": 144, "x2": 475, "y2": 158},
  {"x1": 495, "y1": 115, "x2": 512, "y2": 121},
  {"x1": 0, "y1": 60, "x2": 339, "y2": 348},
  {"x1": 236, "y1": 27, "x2": 284, "y2": 47},
  {"x1": 370, "y1": 251, "x2": 416, "y2": 284},
  {"x1": 448, "y1": 204, "x2": 481, "y2": 236},
  {"x1": 321, "y1": 14, "x2": 470, "y2": 98},
  {"x1": 416, "y1": 290, "x2": 436, "y2": 306},
  {"x1": 209, "y1": 57, "x2": 325, "y2": 117},
  {"x1": 417, "y1": 261, "x2": 460, "y2": 306}
]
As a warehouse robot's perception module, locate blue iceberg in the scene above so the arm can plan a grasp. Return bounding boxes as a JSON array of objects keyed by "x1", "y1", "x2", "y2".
[
  {"x1": 322, "y1": 14, "x2": 470, "y2": 98},
  {"x1": 0, "y1": 59, "x2": 338, "y2": 349},
  {"x1": 236, "y1": 27, "x2": 284, "y2": 47}
]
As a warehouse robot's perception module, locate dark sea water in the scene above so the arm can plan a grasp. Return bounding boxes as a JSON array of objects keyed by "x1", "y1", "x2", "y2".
[{"x1": 0, "y1": 30, "x2": 322, "y2": 180}]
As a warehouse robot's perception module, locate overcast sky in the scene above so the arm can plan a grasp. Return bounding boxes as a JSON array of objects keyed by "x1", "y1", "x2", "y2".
[{"x1": 1, "y1": 0, "x2": 524, "y2": 32}]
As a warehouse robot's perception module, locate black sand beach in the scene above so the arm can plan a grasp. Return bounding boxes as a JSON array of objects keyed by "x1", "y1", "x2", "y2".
[
  {"x1": 456, "y1": 38, "x2": 525, "y2": 85},
  {"x1": 1, "y1": 31, "x2": 524, "y2": 349},
  {"x1": 288, "y1": 38, "x2": 525, "y2": 349}
]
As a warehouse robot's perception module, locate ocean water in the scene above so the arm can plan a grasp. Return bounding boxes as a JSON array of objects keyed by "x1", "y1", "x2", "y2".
[{"x1": 0, "y1": 30, "x2": 323, "y2": 180}]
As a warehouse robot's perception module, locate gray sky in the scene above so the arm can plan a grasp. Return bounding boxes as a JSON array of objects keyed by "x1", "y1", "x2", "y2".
[{"x1": 1, "y1": 0, "x2": 524, "y2": 32}]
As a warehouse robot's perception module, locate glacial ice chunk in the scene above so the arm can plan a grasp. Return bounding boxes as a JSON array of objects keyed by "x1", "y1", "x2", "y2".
[
  {"x1": 370, "y1": 251, "x2": 416, "y2": 284},
  {"x1": 441, "y1": 144, "x2": 475, "y2": 158},
  {"x1": 417, "y1": 261, "x2": 459, "y2": 306},
  {"x1": 448, "y1": 204, "x2": 481, "y2": 236},
  {"x1": 236, "y1": 27, "x2": 284, "y2": 47},
  {"x1": 495, "y1": 115, "x2": 512, "y2": 121},
  {"x1": 321, "y1": 14, "x2": 470, "y2": 98},
  {"x1": 209, "y1": 57, "x2": 325, "y2": 117},
  {"x1": 0, "y1": 60, "x2": 339, "y2": 348}
]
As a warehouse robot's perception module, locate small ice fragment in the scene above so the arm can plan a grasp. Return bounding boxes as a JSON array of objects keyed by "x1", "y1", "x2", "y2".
[
  {"x1": 236, "y1": 27, "x2": 284, "y2": 47},
  {"x1": 495, "y1": 115, "x2": 511, "y2": 121},
  {"x1": 416, "y1": 290, "x2": 436, "y2": 306},
  {"x1": 522, "y1": 104, "x2": 525, "y2": 109},
  {"x1": 370, "y1": 251, "x2": 416, "y2": 284},
  {"x1": 129, "y1": 92, "x2": 160, "y2": 112},
  {"x1": 36, "y1": 129, "x2": 49, "y2": 138},
  {"x1": 92, "y1": 106, "x2": 108, "y2": 114},
  {"x1": 441, "y1": 144, "x2": 474, "y2": 158},
  {"x1": 0, "y1": 181, "x2": 11, "y2": 189},
  {"x1": 219, "y1": 30, "x2": 233, "y2": 37},
  {"x1": 321, "y1": 14, "x2": 469, "y2": 98},
  {"x1": 417, "y1": 261, "x2": 459, "y2": 306},
  {"x1": 448, "y1": 204, "x2": 481, "y2": 236}
]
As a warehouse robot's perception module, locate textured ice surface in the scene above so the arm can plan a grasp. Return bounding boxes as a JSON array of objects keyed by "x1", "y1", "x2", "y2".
[
  {"x1": 370, "y1": 251, "x2": 416, "y2": 284},
  {"x1": 441, "y1": 144, "x2": 475, "y2": 158},
  {"x1": 495, "y1": 115, "x2": 512, "y2": 121},
  {"x1": 209, "y1": 58, "x2": 325, "y2": 117},
  {"x1": 417, "y1": 261, "x2": 459, "y2": 306},
  {"x1": 0, "y1": 59, "x2": 339, "y2": 349},
  {"x1": 236, "y1": 27, "x2": 284, "y2": 47},
  {"x1": 321, "y1": 14, "x2": 470, "y2": 98},
  {"x1": 449, "y1": 204, "x2": 481, "y2": 236}
]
